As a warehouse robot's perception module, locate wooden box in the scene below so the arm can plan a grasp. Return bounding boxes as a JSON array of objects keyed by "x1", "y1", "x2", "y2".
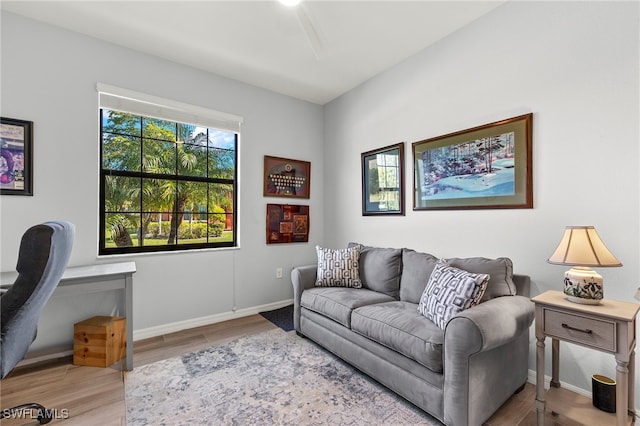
[{"x1": 73, "y1": 316, "x2": 126, "y2": 368}]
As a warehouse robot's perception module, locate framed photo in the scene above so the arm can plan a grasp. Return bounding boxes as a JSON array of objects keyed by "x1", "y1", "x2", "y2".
[
  {"x1": 412, "y1": 113, "x2": 532, "y2": 210},
  {"x1": 361, "y1": 143, "x2": 405, "y2": 215},
  {"x1": 263, "y1": 155, "x2": 310, "y2": 199},
  {"x1": 266, "y1": 204, "x2": 309, "y2": 244},
  {"x1": 1, "y1": 117, "x2": 33, "y2": 196}
]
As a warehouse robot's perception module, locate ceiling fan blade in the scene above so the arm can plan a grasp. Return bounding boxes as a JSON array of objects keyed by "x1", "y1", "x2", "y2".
[{"x1": 295, "y1": 4, "x2": 324, "y2": 59}]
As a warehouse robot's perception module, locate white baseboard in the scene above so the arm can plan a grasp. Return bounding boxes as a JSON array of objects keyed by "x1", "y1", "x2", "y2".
[
  {"x1": 132, "y1": 299, "x2": 293, "y2": 341},
  {"x1": 18, "y1": 345, "x2": 74, "y2": 368},
  {"x1": 527, "y1": 369, "x2": 590, "y2": 397},
  {"x1": 527, "y1": 369, "x2": 640, "y2": 419}
]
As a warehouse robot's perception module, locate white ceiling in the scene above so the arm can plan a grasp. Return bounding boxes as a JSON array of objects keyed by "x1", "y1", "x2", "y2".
[{"x1": 1, "y1": 1, "x2": 505, "y2": 105}]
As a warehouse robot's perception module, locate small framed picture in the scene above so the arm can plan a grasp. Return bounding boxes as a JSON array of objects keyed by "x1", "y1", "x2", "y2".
[
  {"x1": 1, "y1": 117, "x2": 33, "y2": 196},
  {"x1": 361, "y1": 143, "x2": 405, "y2": 215}
]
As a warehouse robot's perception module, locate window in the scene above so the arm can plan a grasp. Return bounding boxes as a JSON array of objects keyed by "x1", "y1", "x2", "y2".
[
  {"x1": 98, "y1": 85, "x2": 241, "y2": 255},
  {"x1": 374, "y1": 151, "x2": 401, "y2": 211}
]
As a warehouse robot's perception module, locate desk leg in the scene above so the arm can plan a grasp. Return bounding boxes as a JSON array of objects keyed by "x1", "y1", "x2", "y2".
[
  {"x1": 615, "y1": 356, "x2": 629, "y2": 426},
  {"x1": 536, "y1": 336, "x2": 546, "y2": 426},
  {"x1": 125, "y1": 272, "x2": 133, "y2": 371}
]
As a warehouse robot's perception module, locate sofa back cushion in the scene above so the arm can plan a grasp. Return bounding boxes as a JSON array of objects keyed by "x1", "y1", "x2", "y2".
[
  {"x1": 446, "y1": 257, "x2": 516, "y2": 301},
  {"x1": 348, "y1": 243, "x2": 402, "y2": 299},
  {"x1": 399, "y1": 248, "x2": 440, "y2": 303}
]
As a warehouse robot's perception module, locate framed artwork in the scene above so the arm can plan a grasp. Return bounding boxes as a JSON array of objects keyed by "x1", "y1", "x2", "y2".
[
  {"x1": 361, "y1": 142, "x2": 405, "y2": 216},
  {"x1": 263, "y1": 155, "x2": 310, "y2": 199},
  {"x1": 1, "y1": 117, "x2": 33, "y2": 196},
  {"x1": 412, "y1": 113, "x2": 533, "y2": 210},
  {"x1": 266, "y1": 204, "x2": 309, "y2": 244}
]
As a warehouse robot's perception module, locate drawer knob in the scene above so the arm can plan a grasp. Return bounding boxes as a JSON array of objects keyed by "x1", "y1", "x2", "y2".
[{"x1": 562, "y1": 323, "x2": 592, "y2": 334}]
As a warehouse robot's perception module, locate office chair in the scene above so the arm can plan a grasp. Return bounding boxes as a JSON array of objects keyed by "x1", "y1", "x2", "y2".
[{"x1": 0, "y1": 221, "x2": 75, "y2": 424}]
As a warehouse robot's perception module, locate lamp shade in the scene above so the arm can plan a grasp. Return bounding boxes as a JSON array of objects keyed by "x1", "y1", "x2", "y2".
[{"x1": 547, "y1": 226, "x2": 622, "y2": 267}]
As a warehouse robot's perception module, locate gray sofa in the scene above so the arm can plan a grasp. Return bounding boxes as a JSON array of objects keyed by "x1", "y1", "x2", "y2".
[{"x1": 291, "y1": 245, "x2": 534, "y2": 426}]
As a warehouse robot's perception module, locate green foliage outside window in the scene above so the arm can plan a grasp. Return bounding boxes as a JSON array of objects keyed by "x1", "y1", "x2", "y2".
[{"x1": 100, "y1": 109, "x2": 237, "y2": 254}]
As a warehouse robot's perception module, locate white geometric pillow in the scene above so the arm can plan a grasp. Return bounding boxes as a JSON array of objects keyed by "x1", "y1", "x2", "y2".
[
  {"x1": 417, "y1": 259, "x2": 489, "y2": 330},
  {"x1": 315, "y1": 245, "x2": 362, "y2": 288}
]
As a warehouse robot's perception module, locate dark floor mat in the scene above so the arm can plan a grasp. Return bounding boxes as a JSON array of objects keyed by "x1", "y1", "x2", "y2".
[{"x1": 259, "y1": 304, "x2": 294, "y2": 332}]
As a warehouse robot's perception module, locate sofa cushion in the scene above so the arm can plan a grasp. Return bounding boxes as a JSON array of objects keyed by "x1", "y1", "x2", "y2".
[
  {"x1": 399, "y1": 249, "x2": 440, "y2": 303},
  {"x1": 351, "y1": 301, "x2": 444, "y2": 373},
  {"x1": 348, "y1": 243, "x2": 402, "y2": 298},
  {"x1": 315, "y1": 245, "x2": 362, "y2": 288},
  {"x1": 446, "y1": 256, "x2": 516, "y2": 300},
  {"x1": 417, "y1": 260, "x2": 489, "y2": 330},
  {"x1": 301, "y1": 287, "x2": 395, "y2": 328}
]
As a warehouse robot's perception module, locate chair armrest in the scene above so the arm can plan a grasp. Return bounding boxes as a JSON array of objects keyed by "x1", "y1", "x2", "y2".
[
  {"x1": 445, "y1": 295, "x2": 534, "y2": 353},
  {"x1": 291, "y1": 264, "x2": 317, "y2": 331}
]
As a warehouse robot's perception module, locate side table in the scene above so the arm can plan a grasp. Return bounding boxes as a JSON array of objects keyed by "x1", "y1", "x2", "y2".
[{"x1": 532, "y1": 290, "x2": 639, "y2": 426}]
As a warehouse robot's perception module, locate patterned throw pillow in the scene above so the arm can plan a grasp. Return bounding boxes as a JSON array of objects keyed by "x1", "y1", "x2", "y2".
[
  {"x1": 315, "y1": 245, "x2": 362, "y2": 288},
  {"x1": 417, "y1": 259, "x2": 489, "y2": 330}
]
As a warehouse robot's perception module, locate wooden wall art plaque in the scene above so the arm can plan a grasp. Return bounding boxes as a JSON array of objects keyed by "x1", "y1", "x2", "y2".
[
  {"x1": 266, "y1": 204, "x2": 309, "y2": 244},
  {"x1": 263, "y1": 155, "x2": 310, "y2": 199}
]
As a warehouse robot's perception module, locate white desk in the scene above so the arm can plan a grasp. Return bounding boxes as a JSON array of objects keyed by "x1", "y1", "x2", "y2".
[{"x1": 1, "y1": 262, "x2": 136, "y2": 371}]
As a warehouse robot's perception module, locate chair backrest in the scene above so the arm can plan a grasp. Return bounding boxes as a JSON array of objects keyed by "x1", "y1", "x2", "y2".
[{"x1": 0, "y1": 221, "x2": 75, "y2": 378}]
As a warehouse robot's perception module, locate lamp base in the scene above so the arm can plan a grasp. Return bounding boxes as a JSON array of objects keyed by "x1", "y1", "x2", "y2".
[{"x1": 563, "y1": 267, "x2": 603, "y2": 305}]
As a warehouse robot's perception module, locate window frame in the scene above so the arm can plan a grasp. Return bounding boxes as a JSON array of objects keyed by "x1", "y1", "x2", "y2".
[{"x1": 98, "y1": 89, "x2": 240, "y2": 256}]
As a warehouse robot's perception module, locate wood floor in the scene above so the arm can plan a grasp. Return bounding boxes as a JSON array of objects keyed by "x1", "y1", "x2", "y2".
[{"x1": 0, "y1": 314, "x2": 581, "y2": 426}]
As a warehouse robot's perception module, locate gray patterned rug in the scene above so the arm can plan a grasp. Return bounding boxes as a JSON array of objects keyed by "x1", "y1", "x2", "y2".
[{"x1": 125, "y1": 328, "x2": 440, "y2": 425}]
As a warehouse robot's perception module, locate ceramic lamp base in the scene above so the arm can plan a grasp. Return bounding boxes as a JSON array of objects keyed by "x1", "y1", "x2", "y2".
[{"x1": 563, "y1": 266, "x2": 603, "y2": 305}]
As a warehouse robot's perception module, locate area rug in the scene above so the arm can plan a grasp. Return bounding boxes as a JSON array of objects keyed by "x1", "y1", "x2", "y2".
[
  {"x1": 259, "y1": 304, "x2": 294, "y2": 331},
  {"x1": 125, "y1": 328, "x2": 441, "y2": 425}
]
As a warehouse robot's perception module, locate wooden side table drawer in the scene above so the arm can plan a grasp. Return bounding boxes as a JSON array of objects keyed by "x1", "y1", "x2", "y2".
[{"x1": 544, "y1": 308, "x2": 615, "y2": 352}]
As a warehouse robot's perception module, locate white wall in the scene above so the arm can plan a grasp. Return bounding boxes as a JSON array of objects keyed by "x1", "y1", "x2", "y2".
[
  {"x1": 324, "y1": 1, "x2": 639, "y2": 404},
  {"x1": 2, "y1": 0, "x2": 639, "y2": 406},
  {"x1": 0, "y1": 12, "x2": 324, "y2": 348}
]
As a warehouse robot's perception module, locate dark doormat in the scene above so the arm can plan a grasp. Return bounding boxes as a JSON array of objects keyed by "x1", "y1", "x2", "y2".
[{"x1": 259, "y1": 304, "x2": 294, "y2": 332}]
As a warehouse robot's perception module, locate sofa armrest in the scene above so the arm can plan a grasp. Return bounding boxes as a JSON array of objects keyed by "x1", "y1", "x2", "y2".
[
  {"x1": 445, "y1": 295, "x2": 534, "y2": 353},
  {"x1": 443, "y1": 295, "x2": 534, "y2": 426},
  {"x1": 291, "y1": 264, "x2": 317, "y2": 332}
]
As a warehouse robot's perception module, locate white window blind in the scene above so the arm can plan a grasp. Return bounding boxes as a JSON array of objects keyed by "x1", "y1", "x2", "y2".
[{"x1": 97, "y1": 83, "x2": 243, "y2": 133}]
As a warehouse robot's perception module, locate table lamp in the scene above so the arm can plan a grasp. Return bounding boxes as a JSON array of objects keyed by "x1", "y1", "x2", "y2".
[{"x1": 547, "y1": 226, "x2": 622, "y2": 304}]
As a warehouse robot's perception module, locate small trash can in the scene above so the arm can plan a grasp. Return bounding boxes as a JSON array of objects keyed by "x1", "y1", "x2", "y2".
[{"x1": 592, "y1": 374, "x2": 616, "y2": 413}]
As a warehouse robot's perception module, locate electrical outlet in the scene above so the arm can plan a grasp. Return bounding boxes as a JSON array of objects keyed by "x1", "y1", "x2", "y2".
[{"x1": 276, "y1": 267, "x2": 283, "y2": 279}]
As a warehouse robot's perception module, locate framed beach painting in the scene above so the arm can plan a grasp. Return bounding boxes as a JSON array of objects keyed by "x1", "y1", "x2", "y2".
[
  {"x1": 412, "y1": 113, "x2": 532, "y2": 210},
  {"x1": 1, "y1": 117, "x2": 33, "y2": 196}
]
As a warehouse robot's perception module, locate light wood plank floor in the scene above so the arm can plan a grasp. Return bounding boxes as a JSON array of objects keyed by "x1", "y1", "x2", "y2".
[{"x1": 1, "y1": 314, "x2": 580, "y2": 425}]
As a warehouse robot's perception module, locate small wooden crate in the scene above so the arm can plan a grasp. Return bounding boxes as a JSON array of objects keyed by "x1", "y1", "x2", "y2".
[{"x1": 73, "y1": 316, "x2": 126, "y2": 368}]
